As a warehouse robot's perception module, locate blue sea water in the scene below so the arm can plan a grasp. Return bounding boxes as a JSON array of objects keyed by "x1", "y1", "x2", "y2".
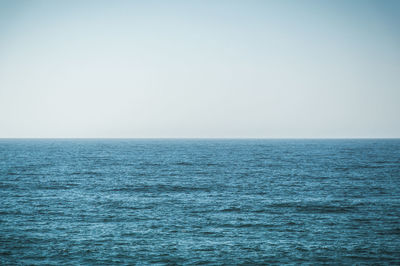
[{"x1": 1, "y1": 139, "x2": 400, "y2": 265}]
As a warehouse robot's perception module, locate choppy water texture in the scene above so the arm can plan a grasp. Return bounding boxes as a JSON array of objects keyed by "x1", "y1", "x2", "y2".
[{"x1": 1, "y1": 139, "x2": 400, "y2": 264}]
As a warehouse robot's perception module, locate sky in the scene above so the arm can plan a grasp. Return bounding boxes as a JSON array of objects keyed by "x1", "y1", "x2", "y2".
[{"x1": 0, "y1": 0, "x2": 399, "y2": 138}]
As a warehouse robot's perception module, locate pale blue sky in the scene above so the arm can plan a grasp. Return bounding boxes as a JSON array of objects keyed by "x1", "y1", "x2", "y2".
[{"x1": 0, "y1": 0, "x2": 399, "y2": 138}]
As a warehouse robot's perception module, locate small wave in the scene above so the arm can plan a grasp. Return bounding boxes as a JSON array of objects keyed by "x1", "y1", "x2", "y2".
[
  {"x1": 267, "y1": 201, "x2": 356, "y2": 214},
  {"x1": 175, "y1": 161, "x2": 193, "y2": 166},
  {"x1": 71, "y1": 171, "x2": 101, "y2": 175},
  {"x1": 383, "y1": 228, "x2": 400, "y2": 236},
  {"x1": 37, "y1": 185, "x2": 72, "y2": 190},
  {"x1": 269, "y1": 202, "x2": 299, "y2": 208},
  {"x1": 0, "y1": 183, "x2": 15, "y2": 189},
  {"x1": 219, "y1": 223, "x2": 274, "y2": 229},
  {"x1": 220, "y1": 207, "x2": 242, "y2": 213},
  {"x1": 206, "y1": 163, "x2": 223, "y2": 166},
  {"x1": 140, "y1": 162, "x2": 162, "y2": 167},
  {"x1": 296, "y1": 204, "x2": 355, "y2": 214},
  {"x1": 6, "y1": 172, "x2": 17, "y2": 176},
  {"x1": 109, "y1": 184, "x2": 210, "y2": 193}
]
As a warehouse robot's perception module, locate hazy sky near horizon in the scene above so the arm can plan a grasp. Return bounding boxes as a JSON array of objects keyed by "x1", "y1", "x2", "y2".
[{"x1": 1, "y1": 0, "x2": 399, "y2": 138}]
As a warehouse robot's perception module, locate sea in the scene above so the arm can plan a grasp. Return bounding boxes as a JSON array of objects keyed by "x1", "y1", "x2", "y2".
[{"x1": 1, "y1": 139, "x2": 400, "y2": 265}]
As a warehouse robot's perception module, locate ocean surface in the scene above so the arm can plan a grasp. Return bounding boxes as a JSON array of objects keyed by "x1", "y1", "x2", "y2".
[{"x1": 1, "y1": 139, "x2": 400, "y2": 265}]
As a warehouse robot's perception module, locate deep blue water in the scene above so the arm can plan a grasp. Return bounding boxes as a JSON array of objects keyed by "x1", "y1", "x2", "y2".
[{"x1": 1, "y1": 139, "x2": 400, "y2": 264}]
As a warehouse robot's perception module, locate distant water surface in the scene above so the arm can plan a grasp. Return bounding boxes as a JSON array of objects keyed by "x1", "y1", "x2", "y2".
[{"x1": 1, "y1": 139, "x2": 400, "y2": 264}]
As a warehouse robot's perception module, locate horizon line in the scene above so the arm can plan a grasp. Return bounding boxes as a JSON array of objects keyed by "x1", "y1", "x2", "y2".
[{"x1": 0, "y1": 137, "x2": 399, "y2": 140}]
